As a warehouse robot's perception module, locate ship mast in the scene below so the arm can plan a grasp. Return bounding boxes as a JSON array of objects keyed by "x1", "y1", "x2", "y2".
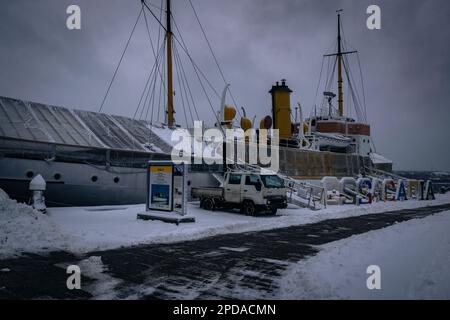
[
  {"x1": 166, "y1": 0, "x2": 174, "y2": 126},
  {"x1": 337, "y1": 10, "x2": 343, "y2": 117},
  {"x1": 324, "y1": 10, "x2": 357, "y2": 118}
]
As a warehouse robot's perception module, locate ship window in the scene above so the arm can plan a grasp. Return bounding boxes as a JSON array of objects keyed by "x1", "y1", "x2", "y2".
[
  {"x1": 26, "y1": 171, "x2": 34, "y2": 178},
  {"x1": 352, "y1": 138, "x2": 356, "y2": 142},
  {"x1": 91, "y1": 176, "x2": 98, "y2": 182},
  {"x1": 311, "y1": 119, "x2": 316, "y2": 126},
  {"x1": 113, "y1": 177, "x2": 120, "y2": 184},
  {"x1": 54, "y1": 173, "x2": 61, "y2": 180}
]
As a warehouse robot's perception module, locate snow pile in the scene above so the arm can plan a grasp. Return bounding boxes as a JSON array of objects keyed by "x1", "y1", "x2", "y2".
[
  {"x1": 276, "y1": 211, "x2": 450, "y2": 299},
  {"x1": 0, "y1": 188, "x2": 70, "y2": 258},
  {"x1": 77, "y1": 256, "x2": 122, "y2": 299},
  {"x1": 149, "y1": 125, "x2": 175, "y2": 147},
  {"x1": 370, "y1": 152, "x2": 393, "y2": 164},
  {"x1": 0, "y1": 189, "x2": 9, "y2": 202}
]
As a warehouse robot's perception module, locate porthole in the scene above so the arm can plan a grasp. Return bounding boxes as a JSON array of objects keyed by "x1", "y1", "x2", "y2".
[
  {"x1": 26, "y1": 171, "x2": 34, "y2": 178},
  {"x1": 91, "y1": 176, "x2": 98, "y2": 182},
  {"x1": 113, "y1": 177, "x2": 120, "y2": 184},
  {"x1": 54, "y1": 173, "x2": 61, "y2": 180}
]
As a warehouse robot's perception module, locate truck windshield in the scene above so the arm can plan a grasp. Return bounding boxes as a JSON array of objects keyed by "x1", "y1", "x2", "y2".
[{"x1": 260, "y1": 175, "x2": 284, "y2": 189}]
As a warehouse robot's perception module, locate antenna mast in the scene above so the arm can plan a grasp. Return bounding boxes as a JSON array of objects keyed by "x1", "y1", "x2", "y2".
[{"x1": 324, "y1": 10, "x2": 357, "y2": 118}]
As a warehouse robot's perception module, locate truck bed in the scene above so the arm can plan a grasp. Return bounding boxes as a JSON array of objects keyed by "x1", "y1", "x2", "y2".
[{"x1": 191, "y1": 187, "x2": 224, "y2": 199}]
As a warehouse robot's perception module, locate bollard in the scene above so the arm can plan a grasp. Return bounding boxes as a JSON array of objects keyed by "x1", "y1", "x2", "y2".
[{"x1": 29, "y1": 174, "x2": 47, "y2": 213}]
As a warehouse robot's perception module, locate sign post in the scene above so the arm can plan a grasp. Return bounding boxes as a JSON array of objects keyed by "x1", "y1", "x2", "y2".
[
  {"x1": 138, "y1": 161, "x2": 194, "y2": 224},
  {"x1": 148, "y1": 163, "x2": 174, "y2": 212}
]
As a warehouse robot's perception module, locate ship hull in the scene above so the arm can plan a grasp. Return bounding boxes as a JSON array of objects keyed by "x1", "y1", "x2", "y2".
[
  {"x1": 0, "y1": 157, "x2": 147, "y2": 206},
  {"x1": 0, "y1": 157, "x2": 220, "y2": 207}
]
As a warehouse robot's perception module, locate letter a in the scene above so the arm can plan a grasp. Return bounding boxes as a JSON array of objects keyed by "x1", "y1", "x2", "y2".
[
  {"x1": 66, "y1": 265, "x2": 81, "y2": 290},
  {"x1": 66, "y1": 5, "x2": 81, "y2": 30},
  {"x1": 366, "y1": 5, "x2": 381, "y2": 30},
  {"x1": 366, "y1": 265, "x2": 381, "y2": 290}
]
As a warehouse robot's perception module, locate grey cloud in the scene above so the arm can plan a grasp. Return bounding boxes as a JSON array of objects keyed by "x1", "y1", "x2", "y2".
[{"x1": 0, "y1": 0, "x2": 449, "y2": 170}]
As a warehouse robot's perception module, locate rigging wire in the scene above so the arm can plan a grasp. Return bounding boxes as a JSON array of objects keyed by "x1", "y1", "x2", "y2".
[
  {"x1": 340, "y1": 18, "x2": 368, "y2": 123},
  {"x1": 149, "y1": 44, "x2": 165, "y2": 124},
  {"x1": 171, "y1": 15, "x2": 221, "y2": 100},
  {"x1": 139, "y1": 67, "x2": 153, "y2": 120},
  {"x1": 99, "y1": 7, "x2": 143, "y2": 113},
  {"x1": 169, "y1": 15, "x2": 222, "y2": 127},
  {"x1": 188, "y1": 0, "x2": 242, "y2": 117},
  {"x1": 172, "y1": 41, "x2": 190, "y2": 127},
  {"x1": 143, "y1": 7, "x2": 166, "y2": 87},
  {"x1": 154, "y1": 0, "x2": 164, "y2": 124},
  {"x1": 143, "y1": 0, "x2": 162, "y2": 11},
  {"x1": 139, "y1": 44, "x2": 165, "y2": 120},
  {"x1": 326, "y1": 57, "x2": 338, "y2": 93},
  {"x1": 134, "y1": 35, "x2": 166, "y2": 120},
  {"x1": 134, "y1": 68, "x2": 152, "y2": 119},
  {"x1": 343, "y1": 53, "x2": 366, "y2": 122},
  {"x1": 133, "y1": 48, "x2": 160, "y2": 119},
  {"x1": 141, "y1": 5, "x2": 168, "y2": 124},
  {"x1": 143, "y1": 0, "x2": 224, "y2": 117},
  {"x1": 173, "y1": 43, "x2": 196, "y2": 125},
  {"x1": 143, "y1": 0, "x2": 220, "y2": 100},
  {"x1": 156, "y1": 0, "x2": 164, "y2": 61},
  {"x1": 158, "y1": 40, "x2": 166, "y2": 123},
  {"x1": 141, "y1": 0, "x2": 167, "y2": 33},
  {"x1": 342, "y1": 57, "x2": 364, "y2": 122},
  {"x1": 144, "y1": 51, "x2": 160, "y2": 121},
  {"x1": 312, "y1": 57, "x2": 325, "y2": 116},
  {"x1": 356, "y1": 52, "x2": 368, "y2": 122},
  {"x1": 173, "y1": 42, "x2": 200, "y2": 121}
]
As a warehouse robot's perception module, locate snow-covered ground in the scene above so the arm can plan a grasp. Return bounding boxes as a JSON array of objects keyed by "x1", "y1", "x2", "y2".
[
  {"x1": 276, "y1": 210, "x2": 450, "y2": 299},
  {"x1": 1, "y1": 187, "x2": 450, "y2": 259}
]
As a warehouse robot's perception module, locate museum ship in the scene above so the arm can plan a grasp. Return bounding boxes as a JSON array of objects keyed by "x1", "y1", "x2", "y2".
[{"x1": 0, "y1": 2, "x2": 391, "y2": 206}]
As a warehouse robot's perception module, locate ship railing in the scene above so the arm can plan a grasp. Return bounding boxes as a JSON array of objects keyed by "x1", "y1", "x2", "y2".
[
  {"x1": 364, "y1": 166, "x2": 406, "y2": 181},
  {"x1": 285, "y1": 179, "x2": 326, "y2": 210}
]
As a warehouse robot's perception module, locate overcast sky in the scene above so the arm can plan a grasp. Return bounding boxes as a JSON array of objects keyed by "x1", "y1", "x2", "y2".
[{"x1": 0, "y1": 0, "x2": 449, "y2": 171}]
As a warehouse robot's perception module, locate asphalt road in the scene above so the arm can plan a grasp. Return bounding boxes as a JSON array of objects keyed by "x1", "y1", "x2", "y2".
[{"x1": 1, "y1": 203, "x2": 450, "y2": 299}]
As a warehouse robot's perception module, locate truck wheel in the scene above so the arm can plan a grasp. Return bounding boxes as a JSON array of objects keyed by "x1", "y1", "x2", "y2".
[
  {"x1": 202, "y1": 198, "x2": 215, "y2": 211},
  {"x1": 242, "y1": 200, "x2": 256, "y2": 216}
]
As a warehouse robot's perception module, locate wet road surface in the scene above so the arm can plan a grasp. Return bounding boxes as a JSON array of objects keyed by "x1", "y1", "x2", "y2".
[{"x1": 1, "y1": 203, "x2": 450, "y2": 299}]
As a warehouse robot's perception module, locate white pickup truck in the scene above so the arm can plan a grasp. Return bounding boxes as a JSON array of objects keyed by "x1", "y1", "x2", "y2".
[{"x1": 191, "y1": 172, "x2": 287, "y2": 216}]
